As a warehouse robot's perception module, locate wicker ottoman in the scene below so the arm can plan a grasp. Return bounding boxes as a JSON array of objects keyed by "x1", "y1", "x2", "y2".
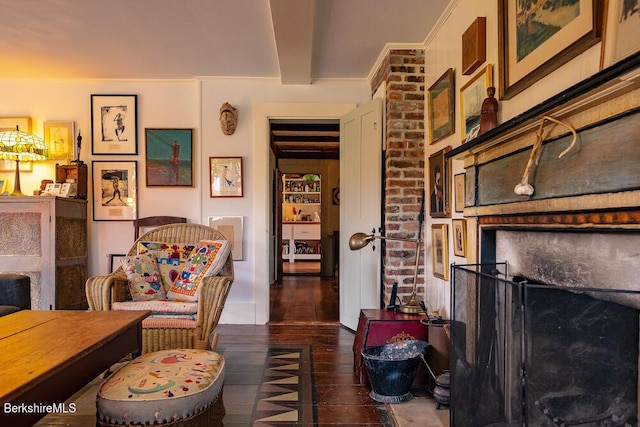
[{"x1": 97, "y1": 349, "x2": 225, "y2": 426}]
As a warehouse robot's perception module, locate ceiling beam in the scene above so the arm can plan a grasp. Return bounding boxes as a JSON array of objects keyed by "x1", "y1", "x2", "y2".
[{"x1": 269, "y1": 0, "x2": 315, "y2": 85}]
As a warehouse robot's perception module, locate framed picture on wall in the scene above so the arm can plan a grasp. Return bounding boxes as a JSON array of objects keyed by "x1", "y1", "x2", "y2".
[
  {"x1": 460, "y1": 64, "x2": 493, "y2": 142},
  {"x1": 91, "y1": 94, "x2": 138, "y2": 155},
  {"x1": 454, "y1": 173, "x2": 465, "y2": 213},
  {"x1": 462, "y1": 17, "x2": 487, "y2": 75},
  {"x1": 428, "y1": 68, "x2": 455, "y2": 144},
  {"x1": 208, "y1": 216, "x2": 244, "y2": 261},
  {"x1": 498, "y1": 0, "x2": 603, "y2": 99},
  {"x1": 431, "y1": 223, "x2": 449, "y2": 280},
  {"x1": 209, "y1": 157, "x2": 243, "y2": 197},
  {"x1": 428, "y1": 146, "x2": 451, "y2": 218},
  {"x1": 92, "y1": 160, "x2": 138, "y2": 221},
  {"x1": 600, "y1": 0, "x2": 640, "y2": 69},
  {"x1": 452, "y1": 219, "x2": 467, "y2": 257},
  {"x1": 145, "y1": 128, "x2": 194, "y2": 187},
  {"x1": 44, "y1": 120, "x2": 75, "y2": 161}
]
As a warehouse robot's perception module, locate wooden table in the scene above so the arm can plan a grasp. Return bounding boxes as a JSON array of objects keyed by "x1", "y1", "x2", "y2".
[{"x1": 0, "y1": 310, "x2": 150, "y2": 426}]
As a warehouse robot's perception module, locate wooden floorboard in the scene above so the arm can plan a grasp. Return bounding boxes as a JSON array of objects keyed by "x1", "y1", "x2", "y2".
[{"x1": 38, "y1": 274, "x2": 393, "y2": 426}]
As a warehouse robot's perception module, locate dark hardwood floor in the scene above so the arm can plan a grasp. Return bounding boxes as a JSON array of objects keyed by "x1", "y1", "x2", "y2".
[
  {"x1": 37, "y1": 267, "x2": 391, "y2": 426},
  {"x1": 270, "y1": 265, "x2": 339, "y2": 323},
  {"x1": 259, "y1": 265, "x2": 391, "y2": 425}
]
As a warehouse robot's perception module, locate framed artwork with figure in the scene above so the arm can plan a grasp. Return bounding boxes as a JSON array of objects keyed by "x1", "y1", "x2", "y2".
[
  {"x1": 92, "y1": 160, "x2": 138, "y2": 221},
  {"x1": 428, "y1": 146, "x2": 451, "y2": 218},
  {"x1": 91, "y1": 94, "x2": 138, "y2": 155},
  {"x1": 145, "y1": 128, "x2": 194, "y2": 187},
  {"x1": 209, "y1": 157, "x2": 243, "y2": 198}
]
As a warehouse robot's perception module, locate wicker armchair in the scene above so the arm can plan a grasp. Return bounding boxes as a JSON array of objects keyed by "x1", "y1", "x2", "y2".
[{"x1": 86, "y1": 223, "x2": 234, "y2": 353}]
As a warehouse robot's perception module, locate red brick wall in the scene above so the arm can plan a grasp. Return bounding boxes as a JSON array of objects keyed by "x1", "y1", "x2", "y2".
[{"x1": 371, "y1": 49, "x2": 426, "y2": 306}]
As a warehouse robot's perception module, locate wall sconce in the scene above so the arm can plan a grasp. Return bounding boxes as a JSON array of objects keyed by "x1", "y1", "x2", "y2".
[
  {"x1": 349, "y1": 191, "x2": 425, "y2": 314},
  {"x1": 0, "y1": 126, "x2": 48, "y2": 196}
]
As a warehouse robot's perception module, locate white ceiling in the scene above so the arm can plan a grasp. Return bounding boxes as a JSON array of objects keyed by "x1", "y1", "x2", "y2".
[{"x1": 0, "y1": 0, "x2": 450, "y2": 83}]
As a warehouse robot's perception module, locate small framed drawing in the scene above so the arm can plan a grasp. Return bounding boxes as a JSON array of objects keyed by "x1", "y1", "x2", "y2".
[
  {"x1": 209, "y1": 157, "x2": 243, "y2": 197},
  {"x1": 600, "y1": 0, "x2": 640, "y2": 69},
  {"x1": 460, "y1": 64, "x2": 493, "y2": 142},
  {"x1": 452, "y1": 219, "x2": 467, "y2": 258},
  {"x1": 44, "y1": 120, "x2": 75, "y2": 161},
  {"x1": 428, "y1": 146, "x2": 451, "y2": 218},
  {"x1": 462, "y1": 17, "x2": 487, "y2": 75},
  {"x1": 91, "y1": 94, "x2": 138, "y2": 155},
  {"x1": 454, "y1": 173, "x2": 465, "y2": 213},
  {"x1": 208, "y1": 216, "x2": 244, "y2": 261},
  {"x1": 145, "y1": 128, "x2": 194, "y2": 187},
  {"x1": 431, "y1": 223, "x2": 449, "y2": 280},
  {"x1": 92, "y1": 160, "x2": 137, "y2": 221},
  {"x1": 428, "y1": 68, "x2": 455, "y2": 144}
]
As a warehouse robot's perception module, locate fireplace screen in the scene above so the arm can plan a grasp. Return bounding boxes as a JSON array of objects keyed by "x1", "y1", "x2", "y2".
[{"x1": 450, "y1": 263, "x2": 640, "y2": 426}]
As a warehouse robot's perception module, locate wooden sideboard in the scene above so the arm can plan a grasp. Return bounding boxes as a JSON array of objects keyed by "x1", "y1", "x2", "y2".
[{"x1": 0, "y1": 196, "x2": 88, "y2": 310}]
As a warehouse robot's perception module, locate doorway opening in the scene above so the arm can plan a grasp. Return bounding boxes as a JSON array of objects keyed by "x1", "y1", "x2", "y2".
[{"x1": 269, "y1": 119, "x2": 340, "y2": 322}]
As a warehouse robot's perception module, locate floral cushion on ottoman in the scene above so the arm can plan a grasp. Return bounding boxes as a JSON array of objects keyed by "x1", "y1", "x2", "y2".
[{"x1": 97, "y1": 349, "x2": 225, "y2": 425}]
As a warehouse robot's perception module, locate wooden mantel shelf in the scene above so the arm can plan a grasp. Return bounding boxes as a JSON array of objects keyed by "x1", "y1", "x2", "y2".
[{"x1": 447, "y1": 52, "x2": 640, "y2": 162}]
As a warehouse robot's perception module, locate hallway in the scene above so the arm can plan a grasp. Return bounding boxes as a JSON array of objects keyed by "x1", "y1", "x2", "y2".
[{"x1": 270, "y1": 263, "x2": 339, "y2": 323}]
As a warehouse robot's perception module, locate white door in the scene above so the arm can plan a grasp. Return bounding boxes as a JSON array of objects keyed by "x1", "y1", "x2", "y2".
[{"x1": 339, "y1": 98, "x2": 382, "y2": 330}]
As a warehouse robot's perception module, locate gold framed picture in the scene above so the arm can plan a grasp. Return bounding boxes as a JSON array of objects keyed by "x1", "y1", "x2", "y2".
[
  {"x1": 44, "y1": 120, "x2": 75, "y2": 161},
  {"x1": 428, "y1": 68, "x2": 455, "y2": 144},
  {"x1": 452, "y1": 219, "x2": 467, "y2": 258},
  {"x1": 431, "y1": 223, "x2": 449, "y2": 280}
]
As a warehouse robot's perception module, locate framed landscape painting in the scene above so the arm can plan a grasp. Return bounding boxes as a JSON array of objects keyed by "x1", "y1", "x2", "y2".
[
  {"x1": 145, "y1": 128, "x2": 193, "y2": 187},
  {"x1": 428, "y1": 68, "x2": 455, "y2": 144},
  {"x1": 498, "y1": 0, "x2": 603, "y2": 99}
]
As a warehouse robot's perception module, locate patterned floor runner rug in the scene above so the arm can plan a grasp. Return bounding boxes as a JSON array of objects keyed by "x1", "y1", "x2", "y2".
[{"x1": 251, "y1": 345, "x2": 316, "y2": 426}]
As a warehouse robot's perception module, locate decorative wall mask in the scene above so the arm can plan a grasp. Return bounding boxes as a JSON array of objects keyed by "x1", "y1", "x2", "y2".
[{"x1": 219, "y1": 102, "x2": 238, "y2": 135}]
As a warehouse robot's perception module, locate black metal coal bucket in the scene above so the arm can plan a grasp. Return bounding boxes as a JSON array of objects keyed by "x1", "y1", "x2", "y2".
[{"x1": 361, "y1": 340, "x2": 429, "y2": 403}]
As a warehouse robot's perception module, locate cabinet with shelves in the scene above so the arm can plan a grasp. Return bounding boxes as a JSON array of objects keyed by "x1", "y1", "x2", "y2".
[{"x1": 282, "y1": 174, "x2": 321, "y2": 262}]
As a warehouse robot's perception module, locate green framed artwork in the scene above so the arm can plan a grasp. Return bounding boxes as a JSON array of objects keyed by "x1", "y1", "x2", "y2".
[
  {"x1": 498, "y1": 0, "x2": 603, "y2": 99},
  {"x1": 428, "y1": 68, "x2": 455, "y2": 144},
  {"x1": 145, "y1": 128, "x2": 194, "y2": 187}
]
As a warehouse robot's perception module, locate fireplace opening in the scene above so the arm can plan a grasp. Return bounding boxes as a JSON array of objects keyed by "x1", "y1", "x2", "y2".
[{"x1": 450, "y1": 263, "x2": 640, "y2": 426}]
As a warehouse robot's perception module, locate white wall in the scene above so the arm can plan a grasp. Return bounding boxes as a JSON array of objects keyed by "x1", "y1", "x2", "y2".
[
  {"x1": 0, "y1": 77, "x2": 370, "y2": 324},
  {"x1": 422, "y1": 0, "x2": 605, "y2": 316}
]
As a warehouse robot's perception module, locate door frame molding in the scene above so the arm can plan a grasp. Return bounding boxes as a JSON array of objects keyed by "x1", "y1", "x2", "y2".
[{"x1": 254, "y1": 103, "x2": 356, "y2": 324}]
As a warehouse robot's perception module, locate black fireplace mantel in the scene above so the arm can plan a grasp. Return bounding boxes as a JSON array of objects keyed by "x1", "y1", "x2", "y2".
[{"x1": 447, "y1": 51, "x2": 640, "y2": 162}]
